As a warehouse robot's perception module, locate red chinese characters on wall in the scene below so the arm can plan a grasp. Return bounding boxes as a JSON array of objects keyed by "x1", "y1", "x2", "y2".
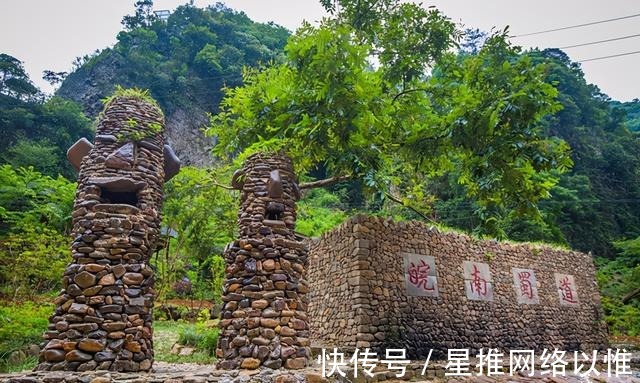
[
  {"x1": 463, "y1": 261, "x2": 493, "y2": 301},
  {"x1": 512, "y1": 268, "x2": 539, "y2": 304},
  {"x1": 402, "y1": 253, "x2": 439, "y2": 297},
  {"x1": 555, "y1": 273, "x2": 579, "y2": 306}
]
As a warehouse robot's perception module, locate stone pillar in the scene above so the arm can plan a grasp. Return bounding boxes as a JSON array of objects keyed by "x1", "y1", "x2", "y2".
[
  {"x1": 216, "y1": 153, "x2": 310, "y2": 370},
  {"x1": 37, "y1": 94, "x2": 180, "y2": 372}
]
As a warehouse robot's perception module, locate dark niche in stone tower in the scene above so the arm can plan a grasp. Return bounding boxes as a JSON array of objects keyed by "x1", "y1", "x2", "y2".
[
  {"x1": 37, "y1": 94, "x2": 180, "y2": 372},
  {"x1": 216, "y1": 153, "x2": 310, "y2": 370}
]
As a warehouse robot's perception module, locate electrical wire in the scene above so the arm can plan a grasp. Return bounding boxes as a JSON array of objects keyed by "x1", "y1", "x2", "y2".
[
  {"x1": 577, "y1": 50, "x2": 640, "y2": 63},
  {"x1": 558, "y1": 33, "x2": 640, "y2": 49},
  {"x1": 513, "y1": 12, "x2": 640, "y2": 37}
]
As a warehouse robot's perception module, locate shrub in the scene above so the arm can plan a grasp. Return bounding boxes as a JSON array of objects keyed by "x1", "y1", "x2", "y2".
[
  {"x1": 0, "y1": 301, "x2": 52, "y2": 363},
  {"x1": 176, "y1": 323, "x2": 219, "y2": 356}
]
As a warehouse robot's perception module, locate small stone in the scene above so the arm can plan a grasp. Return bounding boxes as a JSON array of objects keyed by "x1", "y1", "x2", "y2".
[
  {"x1": 262, "y1": 259, "x2": 276, "y2": 271},
  {"x1": 83, "y1": 285, "x2": 103, "y2": 296},
  {"x1": 251, "y1": 337, "x2": 270, "y2": 346},
  {"x1": 102, "y1": 322, "x2": 126, "y2": 331},
  {"x1": 264, "y1": 359, "x2": 283, "y2": 369},
  {"x1": 284, "y1": 357, "x2": 307, "y2": 369},
  {"x1": 241, "y1": 357, "x2": 261, "y2": 369},
  {"x1": 140, "y1": 359, "x2": 152, "y2": 371},
  {"x1": 78, "y1": 338, "x2": 105, "y2": 352},
  {"x1": 260, "y1": 318, "x2": 279, "y2": 328},
  {"x1": 98, "y1": 273, "x2": 116, "y2": 285},
  {"x1": 43, "y1": 349, "x2": 65, "y2": 362},
  {"x1": 112, "y1": 264, "x2": 126, "y2": 278},
  {"x1": 94, "y1": 350, "x2": 116, "y2": 362},
  {"x1": 290, "y1": 318, "x2": 306, "y2": 330},
  {"x1": 74, "y1": 271, "x2": 97, "y2": 288},
  {"x1": 85, "y1": 264, "x2": 106, "y2": 273},
  {"x1": 178, "y1": 346, "x2": 195, "y2": 356},
  {"x1": 251, "y1": 299, "x2": 269, "y2": 309},
  {"x1": 98, "y1": 305, "x2": 123, "y2": 313},
  {"x1": 68, "y1": 303, "x2": 89, "y2": 315},
  {"x1": 281, "y1": 346, "x2": 296, "y2": 358},
  {"x1": 123, "y1": 272, "x2": 144, "y2": 285},
  {"x1": 124, "y1": 341, "x2": 141, "y2": 352},
  {"x1": 65, "y1": 349, "x2": 93, "y2": 362}
]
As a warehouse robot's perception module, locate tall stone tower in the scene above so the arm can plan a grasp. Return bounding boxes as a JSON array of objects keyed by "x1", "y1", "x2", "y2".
[
  {"x1": 37, "y1": 94, "x2": 180, "y2": 372},
  {"x1": 216, "y1": 153, "x2": 310, "y2": 370}
]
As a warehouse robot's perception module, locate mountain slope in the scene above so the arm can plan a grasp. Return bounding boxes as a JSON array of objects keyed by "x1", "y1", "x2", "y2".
[{"x1": 56, "y1": 3, "x2": 289, "y2": 165}]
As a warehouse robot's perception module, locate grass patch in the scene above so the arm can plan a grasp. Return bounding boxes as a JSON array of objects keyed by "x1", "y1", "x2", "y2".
[
  {"x1": 0, "y1": 356, "x2": 37, "y2": 373},
  {"x1": 154, "y1": 320, "x2": 218, "y2": 364},
  {"x1": 0, "y1": 301, "x2": 52, "y2": 372}
]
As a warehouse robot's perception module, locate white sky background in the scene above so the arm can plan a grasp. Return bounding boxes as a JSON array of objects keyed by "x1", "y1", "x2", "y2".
[{"x1": 1, "y1": 0, "x2": 638, "y2": 101}]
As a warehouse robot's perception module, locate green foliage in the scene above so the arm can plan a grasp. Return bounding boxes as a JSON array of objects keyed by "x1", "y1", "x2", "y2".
[
  {"x1": 153, "y1": 320, "x2": 216, "y2": 364},
  {"x1": 2, "y1": 139, "x2": 60, "y2": 176},
  {"x1": 60, "y1": 3, "x2": 290, "y2": 115},
  {"x1": 0, "y1": 84, "x2": 92, "y2": 179},
  {"x1": 523, "y1": 49, "x2": 640, "y2": 257},
  {"x1": 615, "y1": 99, "x2": 640, "y2": 132},
  {"x1": 101, "y1": 85, "x2": 163, "y2": 116},
  {"x1": 208, "y1": 1, "x2": 571, "y2": 236},
  {"x1": 0, "y1": 165, "x2": 74, "y2": 298},
  {"x1": 596, "y1": 236, "x2": 640, "y2": 336},
  {"x1": 0, "y1": 301, "x2": 53, "y2": 369},
  {"x1": 0, "y1": 54, "x2": 40, "y2": 102},
  {"x1": 177, "y1": 323, "x2": 219, "y2": 356},
  {"x1": 297, "y1": 188, "x2": 349, "y2": 237},
  {"x1": 155, "y1": 166, "x2": 237, "y2": 303}
]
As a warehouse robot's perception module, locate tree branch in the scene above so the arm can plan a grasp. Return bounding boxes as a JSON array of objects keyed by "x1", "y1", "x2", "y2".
[
  {"x1": 392, "y1": 87, "x2": 430, "y2": 103},
  {"x1": 299, "y1": 175, "x2": 352, "y2": 190},
  {"x1": 622, "y1": 287, "x2": 640, "y2": 304},
  {"x1": 385, "y1": 192, "x2": 437, "y2": 224},
  {"x1": 212, "y1": 181, "x2": 236, "y2": 190}
]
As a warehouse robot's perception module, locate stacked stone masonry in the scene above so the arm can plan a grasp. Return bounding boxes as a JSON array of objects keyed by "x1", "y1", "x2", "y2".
[
  {"x1": 37, "y1": 96, "x2": 175, "y2": 372},
  {"x1": 216, "y1": 153, "x2": 311, "y2": 370},
  {"x1": 307, "y1": 215, "x2": 608, "y2": 359}
]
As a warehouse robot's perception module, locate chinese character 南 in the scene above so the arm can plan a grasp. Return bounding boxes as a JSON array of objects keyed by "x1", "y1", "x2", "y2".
[
  {"x1": 463, "y1": 261, "x2": 493, "y2": 301},
  {"x1": 470, "y1": 264, "x2": 488, "y2": 296}
]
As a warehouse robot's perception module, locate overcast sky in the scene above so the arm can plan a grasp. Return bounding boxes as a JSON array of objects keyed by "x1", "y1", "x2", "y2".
[{"x1": 1, "y1": 1, "x2": 639, "y2": 101}]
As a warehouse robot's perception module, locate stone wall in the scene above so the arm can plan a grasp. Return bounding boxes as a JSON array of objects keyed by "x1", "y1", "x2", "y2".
[
  {"x1": 308, "y1": 215, "x2": 608, "y2": 359},
  {"x1": 216, "y1": 153, "x2": 310, "y2": 370},
  {"x1": 37, "y1": 95, "x2": 179, "y2": 372}
]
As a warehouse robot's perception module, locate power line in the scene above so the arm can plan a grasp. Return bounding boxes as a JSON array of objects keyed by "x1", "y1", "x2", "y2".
[
  {"x1": 577, "y1": 50, "x2": 640, "y2": 63},
  {"x1": 558, "y1": 33, "x2": 640, "y2": 49},
  {"x1": 512, "y1": 12, "x2": 640, "y2": 38}
]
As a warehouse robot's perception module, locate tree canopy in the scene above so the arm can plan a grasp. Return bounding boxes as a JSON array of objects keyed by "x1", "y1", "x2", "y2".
[{"x1": 208, "y1": 0, "x2": 572, "y2": 236}]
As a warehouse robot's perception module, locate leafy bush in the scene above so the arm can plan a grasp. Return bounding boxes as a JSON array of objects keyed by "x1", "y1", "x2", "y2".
[
  {"x1": 596, "y1": 241, "x2": 640, "y2": 336},
  {"x1": 177, "y1": 326, "x2": 202, "y2": 347},
  {"x1": 0, "y1": 165, "x2": 74, "y2": 299},
  {"x1": 0, "y1": 301, "x2": 52, "y2": 360},
  {"x1": 297, "y1": 188, "x2": 349, "y2": 237},
  {"x1": 177, "y1": 323, "x2": 219, "y2": 356}
]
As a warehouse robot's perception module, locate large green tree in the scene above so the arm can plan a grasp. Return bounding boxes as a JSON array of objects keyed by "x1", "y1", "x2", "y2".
[{"x1": 208, "y1": 0, "x2": 572, "y2": 236}]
